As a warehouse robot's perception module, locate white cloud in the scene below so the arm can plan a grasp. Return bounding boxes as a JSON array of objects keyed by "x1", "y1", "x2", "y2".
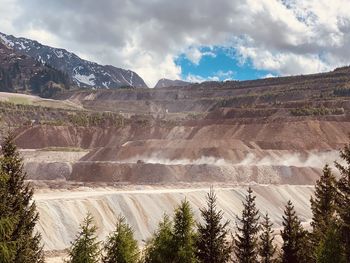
[
  {"x1": 185, "y1": 47, "x2": 203, "y2": 65},
  {"x1": 185, "y1": 74, "x2": 206, "y2": 83},
  {"x1": 185, "y1": 70, "x2": 234, "y2": 83},
  {"x1": 215, "y1": 70, "x2": 235, "y2": 80},
  {"x1": 235, "y1": 43, "x2": 333, "y2": 75},
  {"x1": 184, "y1": 47, "x2": 217, "y2": 65},
  {"x1": 263, "y1": 73, "x2": 276, "y2": 78},
  {"x1": 1, "y1": 0, "x2": 350, "y2": 86}
]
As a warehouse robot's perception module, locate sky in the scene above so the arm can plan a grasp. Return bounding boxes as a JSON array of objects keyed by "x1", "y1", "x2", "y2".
[{"x1": 1, "y1": 0, "x2": 350, "y2": 87}]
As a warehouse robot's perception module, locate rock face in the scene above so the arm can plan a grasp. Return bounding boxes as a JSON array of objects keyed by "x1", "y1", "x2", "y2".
[
  {"x1": 0, "y1": 32, "x2": 148, "y2": 89},
  {"x1": 154, "y1": 78, "x2": 191, "y2": 88}
]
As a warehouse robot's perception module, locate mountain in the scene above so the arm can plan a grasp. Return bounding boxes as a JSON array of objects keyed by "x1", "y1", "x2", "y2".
[
  {"x1": 0, "y1": 32, "x2": 148, "y2": 89},
  {"x1": 0, "y1": 42, "x2": 70, "y2": 97},
  {"x1": 154, "y1": 78, "x2": 191, "y2": 88}
]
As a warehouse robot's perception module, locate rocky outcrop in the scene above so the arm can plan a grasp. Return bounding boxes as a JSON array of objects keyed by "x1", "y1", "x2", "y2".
[{"x1": 154, "y1": 78, "x2": 191, "y2": 88}]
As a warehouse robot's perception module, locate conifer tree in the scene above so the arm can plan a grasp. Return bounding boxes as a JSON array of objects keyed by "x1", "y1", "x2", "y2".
[
  {"x1": 259, "y1": 213, "x2": 276, "y2": 263},
  {"x1": 280, "y1": 200, "x2": 311, "y2": 263},
  {"x1": 172, "y1": 199, "x2": 197, "y2": 263},
  {"x1": 143, "y1": 214, "x2": 174, "y2": 263},
  {"x1": 66, "y1": 214, "x2": 100, "y2": 263},
  {"x1": 196, "y1": 188, "x2": 231, "y2": 263},
  {"x1": 0, "y1": 133, "x2": 44, "y2": 263},
  {"x1": 103, "y1": 216, "x2": 139, "y2": 263},
  {"x1": 234, "y1": 187, "x2": 260, "y2": 263},
  {"x1": 310, "y1": 164, "x2": 337, "y2": 258},
  {"x1": 316, "y1": 221, "x2": 346, "y2": 263},
  {"x1": 0, "y1": 170, "x2": 16, "y2": 263},
  {"x1": 334, "y1": 142, "x2": 350, "y2": 262}
]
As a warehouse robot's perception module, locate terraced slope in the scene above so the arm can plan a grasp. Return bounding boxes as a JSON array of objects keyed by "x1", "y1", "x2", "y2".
[{"x1": 3, "y1": 66, "x2": 348, "y2": 184}]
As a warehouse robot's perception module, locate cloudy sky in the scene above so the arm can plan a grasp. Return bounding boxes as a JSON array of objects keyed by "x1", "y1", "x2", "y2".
[{"x1": 1, "y1": 0, "x2": 350, "y2": 87}]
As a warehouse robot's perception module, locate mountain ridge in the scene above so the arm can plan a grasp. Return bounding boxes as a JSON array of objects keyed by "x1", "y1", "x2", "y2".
[{"x1": 0, "y1": 32, "x2": 148, "y2": 89}]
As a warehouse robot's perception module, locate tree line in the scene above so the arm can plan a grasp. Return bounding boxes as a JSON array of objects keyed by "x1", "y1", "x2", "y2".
[{"x1": 0, "y1": 133, "x2": 349, "y2": 262}]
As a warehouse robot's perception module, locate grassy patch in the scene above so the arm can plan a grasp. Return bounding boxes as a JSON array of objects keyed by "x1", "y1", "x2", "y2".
[
  {"x1": 290, "y1": 107, "x2": 344, "y2": 116},
  {"x1": 8, "y1": 96, "x2": 32, "y2": 105}
]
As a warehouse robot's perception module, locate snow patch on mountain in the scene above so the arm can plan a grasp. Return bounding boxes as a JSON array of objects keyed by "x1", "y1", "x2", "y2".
[
  {"x1": 0, "y1": 33, "x2": 14, "y2": 47},
  {"x1": 54, "y1": 50, "x2": 64, "y2": 58},
  {"x1": 74, "y1": 73, "x2": 96, "y2": 86}
]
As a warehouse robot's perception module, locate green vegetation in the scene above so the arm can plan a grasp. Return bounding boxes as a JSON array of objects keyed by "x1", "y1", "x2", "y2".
[
  {"x1": 290, "y1": 106, "x2": 344, "y2": 116},
  {"x1": 280, "y1": 201, "x2": 311, "y2": 263},
  {"x1": 196, "y1": 189, "x2": 231, "y2": 263},
  {"x1": 7, "y1": 97, "x2": 32, "y2": 105},
  {"x1": 316, "y1": 222, "x2": 345, "y2": 263},
  {"x1": 172, "y1": 200, "x2": 198, "y2": 263},
  {"x1": 335, "y1": 143, "x2": 350, "y2": 262},
  {"x1": 103, "y1": 216, "x2": 140, "y2": 263},
  {"x1": 0, "y1": 61, "x2": 70, "y2": 98},
  {"x1": 310, "y1": 164, "x2": 337, "y2": 258},
  {"x1": 0, "y1": 101, "x2": 126, "y2": 128},
  {"x1": 233, "y1": 187, "x2": 260, "y2": 263},
  {"x1": 259, "y1": 214, "x2": 277, "y2": 263},
  {"x1": 0, "y1": 133, "x2": 44, "y2": 262},
  {"x1": 68, "y1": 112, "x2": 125, "y2": 127},
  {"x1": 144, "y1": 214, "x2": 174, "y2": 263},
  {"x1": 334, "y1": 88, "x2": 350, "y2": 97},
  {"x1": 65, "y1": 214, "x2": 101, "y2": 263}
]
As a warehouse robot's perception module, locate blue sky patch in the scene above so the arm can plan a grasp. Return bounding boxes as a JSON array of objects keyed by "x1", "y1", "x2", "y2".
[{"x1": 175, "y1": 46, "x2": 276, "y2": 82}]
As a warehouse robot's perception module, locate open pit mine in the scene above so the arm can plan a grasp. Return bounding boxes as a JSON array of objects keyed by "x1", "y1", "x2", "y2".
[{"x1": 2, "y1": 66, "x2": 350, "y2": 261}]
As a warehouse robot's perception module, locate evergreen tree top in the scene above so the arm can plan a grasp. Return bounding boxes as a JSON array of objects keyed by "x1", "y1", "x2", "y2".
[{"x1": 66, "y1": 213, "x2": 100, "y2": 263}]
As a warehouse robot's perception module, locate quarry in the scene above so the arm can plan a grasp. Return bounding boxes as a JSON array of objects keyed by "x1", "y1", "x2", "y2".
[{"x1": 1, "y1": 66, "x2": 350, "y2": 261}]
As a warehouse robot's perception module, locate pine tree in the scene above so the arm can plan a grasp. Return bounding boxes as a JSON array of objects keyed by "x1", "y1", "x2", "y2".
[
  {"x1": 280, "y1": 200, "x2": 311, "y2": 263},
  {"x1": 234, "y1": 187, "x2": 260, "y2": 263},
  {"x1": 196, "y1": 188, "x2": 231, "y2": 263},
  {"x1": 172, "y1": 199, "x2": 197, "y2": 263},
  {"x1": 66, "y1": 214, "x2": 101, "y2": 263},
  {"x1": 315, "y1": 221, "x2": 346, "y2": 263},
  {"x1": 103, "y1": 216, "x2": 139, "y2": 263},
  {"x1": 143, "y1": 214, "x2": 174, "y2": 263},
  {"x1": 0, "y1": 170, "x2": 16, "y2": 263},
  {"x1": 334, "y1": 142, "x2": 350, "y2": 262},
  {"x1": 310, "y1": 164, "x2": 337, "y2": 259},
  {"x1": 258, "y1": 213, "x2": 276, "y2": 263},
  {"x1": 0, "y1": 133, "x2": 44, "y2": 263}
]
